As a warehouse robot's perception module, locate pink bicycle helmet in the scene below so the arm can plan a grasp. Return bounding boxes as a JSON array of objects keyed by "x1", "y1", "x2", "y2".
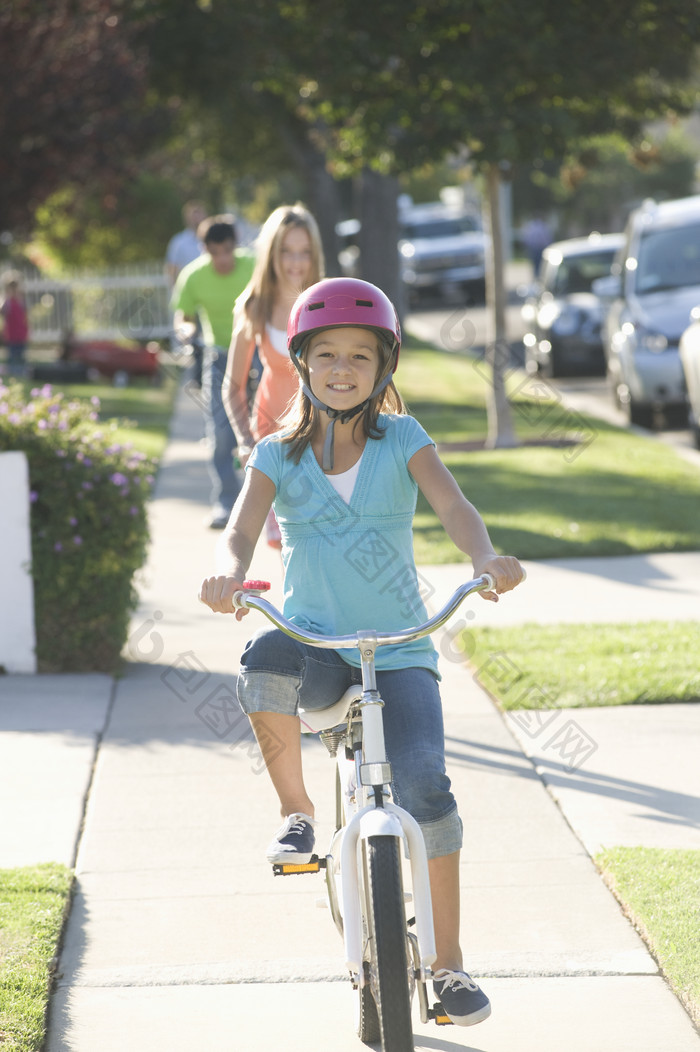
[
  {"x1": 288, "y1": 277, "x2": 401, "y2": 364},
  {"x1": 286, "y1": 278, "x2": 401, "y2": 473}
]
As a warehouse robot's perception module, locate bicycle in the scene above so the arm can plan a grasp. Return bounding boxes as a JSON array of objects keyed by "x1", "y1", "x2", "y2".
[{"x1": 233, "y1": 573, "x2": 495, "y2": 1052}]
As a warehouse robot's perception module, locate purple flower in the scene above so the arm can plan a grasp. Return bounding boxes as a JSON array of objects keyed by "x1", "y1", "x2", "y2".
[
  {"x1": 110, "y1": 472, "x2": 128, "y2": 487},
  {"x1": 37, "y1": 419, "x2": 48, "y2": 430},
  {"x1": 69, "y1": 517, "x2": 78, "y2": 526},
  {"x1": 30, "y1": 491, "x2": 38, "y2": 502},
  {"x1": 73, "y1": 535, "x2": 83, "y2": 546},
  {"x1": 54, "y1": 542, "x2": 63, "y2": 552}
]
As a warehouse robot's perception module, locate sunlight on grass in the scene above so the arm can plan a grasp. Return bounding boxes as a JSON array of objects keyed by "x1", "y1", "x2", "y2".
[
  {"x1": 0, "y1": 865, "x2": 73, "y2": 1051},
  {"x1": 596, "y1": 848, "x2": 700, "y2": 1027},
  {"x1": 461, "y1": 621, "x2": 700, "y2": 709},
  {"x1": 401, "y1": 348, "x2": 700, "y2": 563}
]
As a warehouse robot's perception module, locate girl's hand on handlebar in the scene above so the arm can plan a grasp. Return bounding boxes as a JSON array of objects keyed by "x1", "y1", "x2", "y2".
[
  {"x1": 199, "y1": 575, "x2": 248, "y2": 619},
  {"x1": 476, "y1": 556, "x2": 526, "y2": 602}
]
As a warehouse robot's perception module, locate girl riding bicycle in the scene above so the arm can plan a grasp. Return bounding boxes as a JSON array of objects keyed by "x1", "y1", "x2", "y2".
[{"x1": 200, "y1": 277, "x2": 525, "y2": 1027}]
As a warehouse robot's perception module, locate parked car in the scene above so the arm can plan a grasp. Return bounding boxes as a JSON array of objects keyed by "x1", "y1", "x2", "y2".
[
  {"x1": 398, "y1": 201, "x2": 487, "y2": 306},
  {"x1": 336, "y1": 200, "x2": 488, "y2": 307},
  {"x1": 521, "y1": 232, "x2": 624, "y2": 377},
  {"x1": 679, "y1": 305, "x2": 700, "y2": 448},
  {"x1": 62, "y1": 335, "x2": 160, "y2": 383},
  {"x1": 597, "y1": 194, "x2": 700, "y2": 427}
]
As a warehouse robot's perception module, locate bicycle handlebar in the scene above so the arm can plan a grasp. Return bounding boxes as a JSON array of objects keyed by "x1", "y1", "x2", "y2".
[{"x1": 231, "y1": 574, "x2": 495, "y2": 651}]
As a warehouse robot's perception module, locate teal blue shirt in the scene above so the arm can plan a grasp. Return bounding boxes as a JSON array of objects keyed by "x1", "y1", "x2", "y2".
[{"x1": 248, "y1": 414, "x2": 439, "y2": 675}]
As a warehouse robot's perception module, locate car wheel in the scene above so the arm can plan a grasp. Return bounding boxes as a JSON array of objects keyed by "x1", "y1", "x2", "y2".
[
  {"x1": 592, "y1": 348, "x2": 607, "y2": 378},
  {"x1": 691, "y1": 415, "x2": 700, "y2": 451},
  {"x1": 627, "y1": 398, "x2": 654, "y2": 429},
  {"x1": 464, "y1": 278, "x2": 486, "y2": 306},
  {"x1": 545, "y1": 347, "x2": 565, "y2": 379}
]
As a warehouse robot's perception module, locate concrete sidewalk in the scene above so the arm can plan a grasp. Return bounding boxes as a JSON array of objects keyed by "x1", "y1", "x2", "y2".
[{"x1": 1, "y1": 379, "x2": 699, "y2": 1051}]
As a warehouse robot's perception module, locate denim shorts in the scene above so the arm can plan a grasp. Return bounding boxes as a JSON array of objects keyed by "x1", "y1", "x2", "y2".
[{"x1": 237, "y1": 625, "x2": 462, "y2": 859}]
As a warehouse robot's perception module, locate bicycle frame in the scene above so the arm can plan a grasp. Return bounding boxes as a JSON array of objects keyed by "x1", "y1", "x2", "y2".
[{"x1": 233, "y1": 574, "x2": 494, "y2": 1038}]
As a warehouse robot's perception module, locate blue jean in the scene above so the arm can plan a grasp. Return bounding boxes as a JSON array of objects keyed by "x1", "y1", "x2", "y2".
[
  {"x1": 202, "y1": 345, "x2": 242, "y2": 513},
  {"x1": 7, "y1": 343, "x2": 27, "y2": 375},
  {"x1": 237, "y1": 626, "x2": 462, "y2": 859}
]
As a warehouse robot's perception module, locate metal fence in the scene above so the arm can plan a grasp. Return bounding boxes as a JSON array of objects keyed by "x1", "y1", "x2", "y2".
[{"x1": 16, "y1": 263, "x2": 171, "y2": 344}]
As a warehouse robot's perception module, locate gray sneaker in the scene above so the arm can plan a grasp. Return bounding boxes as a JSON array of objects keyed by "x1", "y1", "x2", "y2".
[{"x1": 433, "y1": 968, "x2": 491, "y2": 1026}]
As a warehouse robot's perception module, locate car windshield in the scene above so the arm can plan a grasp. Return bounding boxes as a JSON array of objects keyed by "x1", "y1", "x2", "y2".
[
  {"x1": 400, "y1": 216, "x2": 479, "y2": 239},
  {"x1": 635, "y1": 222, "x2": 700, "y2": 293},
  {"x1": 547, "y1": 250, "x2": 616, "y2": 296}
]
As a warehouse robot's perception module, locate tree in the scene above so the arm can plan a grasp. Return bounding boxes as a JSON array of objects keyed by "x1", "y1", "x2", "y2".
[
  {"x1": 0, "y1": 0, "x2": 165, "y2": 238},
  {"x1": 521, "y1": 127, "x2": 699, "y2": 236},
  {"x1": 244, "y1": 0, "x2": 700, "y2": 445},
  {"x1": 134, "y1": 0, "x2": 346, "y2": 270}
]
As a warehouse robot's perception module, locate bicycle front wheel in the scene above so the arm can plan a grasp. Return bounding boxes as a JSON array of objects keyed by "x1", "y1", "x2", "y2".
[{"x1": 364, "y1": 834, "x2": 414, "y2": 1051}]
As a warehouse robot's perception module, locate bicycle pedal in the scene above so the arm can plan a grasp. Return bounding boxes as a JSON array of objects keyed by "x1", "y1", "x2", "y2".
[
  {"x1": 272, "y1": 854, "x2": 325, "y2": 876},
  {"x1": 429, "y1": 1002, "x2": 454, "y2": 1026}
]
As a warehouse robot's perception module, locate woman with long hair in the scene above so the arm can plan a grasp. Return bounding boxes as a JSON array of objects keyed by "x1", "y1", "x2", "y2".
[{"x1": 224, "y1": 203, "x2": 324, "y2": 545}]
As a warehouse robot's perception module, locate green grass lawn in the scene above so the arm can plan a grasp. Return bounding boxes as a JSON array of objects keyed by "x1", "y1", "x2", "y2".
[
  {"x1": 400, "y1": 346, "x2": 700, "y2": 563},
  {"x1": 49, "y1": 371, "x2": 180, "y2": 461},
  {"x1": 20, "y1": 343, "x2": 700, "y2": 564},
  {"x1": 18, "y1": 367, "x2": 181, "y2": 462},
  {"x1": 596, "y1": 848, "x2": 700, "y2": 1027},
  {"x1": 463, "y1": 621, "x2": 700, "y2": 709},
  {"x1": 0, "y1": 865, "x2": 73, "y2": 1051}
]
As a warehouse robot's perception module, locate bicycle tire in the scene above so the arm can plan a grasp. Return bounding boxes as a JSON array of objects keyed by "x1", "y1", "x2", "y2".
[
  {"x1": 355, "y1": 961, "x2": 381, "y2": 1043},
  {"x1": 364, "y1": 834, "x2": 414, "y2": 1051}
]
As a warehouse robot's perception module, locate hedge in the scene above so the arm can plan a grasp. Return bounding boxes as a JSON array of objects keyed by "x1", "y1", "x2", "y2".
[{"x1": 0, "y1": 381, "x2": 156, "y2": 672}]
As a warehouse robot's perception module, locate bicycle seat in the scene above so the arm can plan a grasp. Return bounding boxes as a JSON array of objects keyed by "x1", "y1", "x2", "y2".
[{"x1": 299, "y1": 685, "x2": 363, "y2": 735}]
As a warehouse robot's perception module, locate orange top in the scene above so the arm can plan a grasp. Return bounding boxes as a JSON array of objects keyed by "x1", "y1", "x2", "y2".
[{"x1": 251, "y1": 325, "x2": 299, "y2": 441}]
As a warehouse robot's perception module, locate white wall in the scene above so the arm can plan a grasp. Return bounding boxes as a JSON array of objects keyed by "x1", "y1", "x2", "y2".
[{"x1": 0, "y1": 452, "x2": 37, "y2": 673}]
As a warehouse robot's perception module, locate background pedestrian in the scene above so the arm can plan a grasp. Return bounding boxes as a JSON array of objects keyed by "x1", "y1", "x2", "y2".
[
  {"x1": 172, "y1": 214, "x2": 255, "y2": 528},
  {"x1": 224, "y1": 204, "x2": 324, "y2": 546},
  {"x1": 1, "y1": 272, "x2": 29, "y2": 377}
]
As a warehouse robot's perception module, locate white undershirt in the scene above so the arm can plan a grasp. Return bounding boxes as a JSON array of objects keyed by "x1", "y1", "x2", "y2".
[
  {"x1": 266, "y1": 323, "x2": 288, "y2": 356},
  {"x1": 326, "y1": 454, "x2": 363, "y2": 503}
]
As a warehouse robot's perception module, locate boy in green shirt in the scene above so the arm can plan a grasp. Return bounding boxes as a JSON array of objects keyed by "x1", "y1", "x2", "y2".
[{"x1": 172, "y1": 215, "x2": 255, "y2": 528}]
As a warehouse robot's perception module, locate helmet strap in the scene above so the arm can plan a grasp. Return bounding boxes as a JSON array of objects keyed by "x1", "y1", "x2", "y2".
[{"x1": 300, "y1": 371, "x2": 393, "y2": 472}]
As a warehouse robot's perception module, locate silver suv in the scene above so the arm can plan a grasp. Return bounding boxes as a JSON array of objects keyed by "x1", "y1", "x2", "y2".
[
  {"x1": 599, "y1": 194, "x2": 700, "y2": 427},
  {"x1": 398, "y1": 202, "x2": 487, "y2": 306}
]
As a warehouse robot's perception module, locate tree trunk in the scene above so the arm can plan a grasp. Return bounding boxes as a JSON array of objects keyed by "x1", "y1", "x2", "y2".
[
  {"x1": 484, "y1": 162, "x2": 518, "y2": 448},
  {"x1": 357, "y1": 169, "x2": 404, "y2": 319},
  {"x1": 299, "y1": 152, "x2": 343, "y2": 277},
  {"x1": 275, "y1": 117, "x2": 343, "y2": 276}
]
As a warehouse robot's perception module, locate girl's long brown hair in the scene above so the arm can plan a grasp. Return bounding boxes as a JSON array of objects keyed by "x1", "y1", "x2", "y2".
[
  {"x1": 280, "y1": 332, "x2": 406, "y2": 463},
  {"x1": 234, "y1": 204, "x2": 325, "y2": 337}
]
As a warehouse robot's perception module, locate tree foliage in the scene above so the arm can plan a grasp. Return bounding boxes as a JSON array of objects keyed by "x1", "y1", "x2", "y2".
[
  {"x1": 268, "y1": 0, "x2": 700, "y2": 173},
  {"x1": 0, "y1": 0, "x2": 165, "y2": 236}
]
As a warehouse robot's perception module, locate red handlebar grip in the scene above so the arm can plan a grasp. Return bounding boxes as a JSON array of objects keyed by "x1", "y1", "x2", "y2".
[{"x1": 243, "y1": 579, "x2": 271, "y2": 591}]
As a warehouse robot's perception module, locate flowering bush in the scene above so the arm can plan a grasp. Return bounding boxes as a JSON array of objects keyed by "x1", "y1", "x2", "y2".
[{"x1": 0, "y1": 380, "x2": 156, "y2": 671}]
